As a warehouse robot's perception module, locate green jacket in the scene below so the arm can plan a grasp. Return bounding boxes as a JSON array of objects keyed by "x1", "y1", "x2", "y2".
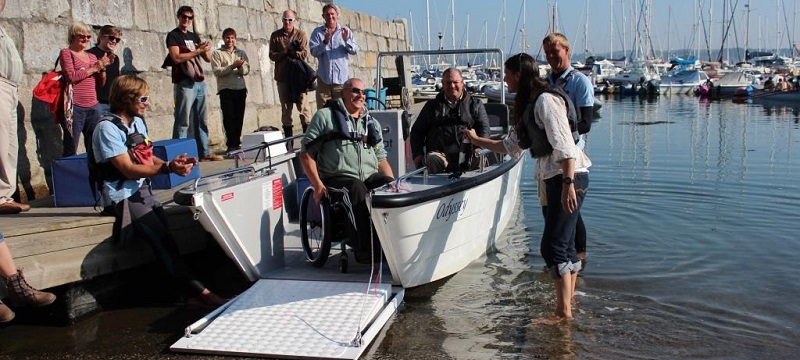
[{"x1": 301, "y1": 99, "x2": 387, "y2": 181}]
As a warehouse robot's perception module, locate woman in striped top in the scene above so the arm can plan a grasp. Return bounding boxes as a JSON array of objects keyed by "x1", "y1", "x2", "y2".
[{"x1": 59, "y1": 21, "x2": 113, "y2": 157}]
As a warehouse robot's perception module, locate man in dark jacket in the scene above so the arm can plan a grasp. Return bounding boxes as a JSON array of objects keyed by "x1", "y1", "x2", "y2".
[
  {"x1": 410, "y1": 68, "x2": 490, "y2": 173},
  {"x1": 269, "y1": 9, "x2": 311, "y2": 137}
]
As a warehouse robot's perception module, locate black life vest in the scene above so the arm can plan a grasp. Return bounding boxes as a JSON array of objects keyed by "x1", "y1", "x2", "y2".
[
  {"x1": 425, "y1": 95, "x2": 482, "y2": 171},
  {"x1": 88, "y1": 115, "x2": 151, "y2": 197},
  {"x1": 516, "y1": 85, "x2": 579, "y2": 158}
]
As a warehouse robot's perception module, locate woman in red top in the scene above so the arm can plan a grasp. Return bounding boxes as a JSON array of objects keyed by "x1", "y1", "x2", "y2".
[{"x1": 59, "y1": 21, "x2": 113, "y2": 157}]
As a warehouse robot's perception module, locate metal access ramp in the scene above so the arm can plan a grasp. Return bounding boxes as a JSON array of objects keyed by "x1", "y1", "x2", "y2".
[
  {"x1": 172, "y1": 279, "x2": 402, "y2": 359},
  {"x1": 170, "y1": 141, "x2": 403, "y2": 359}
]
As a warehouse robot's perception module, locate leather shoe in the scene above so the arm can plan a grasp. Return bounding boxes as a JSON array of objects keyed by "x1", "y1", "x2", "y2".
[
  {"x1": 0, "y1": 201, "x2": 30, "y2": 215},
  {"x1": 200, "y1": 154, "x2": 224, "y2": 162}
]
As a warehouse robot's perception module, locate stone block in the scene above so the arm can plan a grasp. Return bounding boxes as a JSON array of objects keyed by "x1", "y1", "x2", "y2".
[
  {"x1": 240, "y1": 0, "x2": 265, "y2": 11},
  {"x1": 365, "y1": 52, "x2": 377, "y2": 68},
  {"x1": 22, "y1": 22, "x2": 66, "y2": 72},
  {"x1": 371, "y1": 16, "x2": 382, "y2": 37},
  {"x1": 247, "y1": 10, "x2": 271, "y2": 40},
  {"x1": 244, "y1": 73, "x2": 264, "y2": 106},
  {"x1": 133, "y1": 0, "x2": 175, "y2": 32},
  {"x1": 72, "y1": 0, "x2": 135, "y2": 29},
  {"x1": 217, "y1": 6, "x2": 248, "y2": 36},
  {"x1": 1, "y1": 0, "x2": 69, "y2": 20}
]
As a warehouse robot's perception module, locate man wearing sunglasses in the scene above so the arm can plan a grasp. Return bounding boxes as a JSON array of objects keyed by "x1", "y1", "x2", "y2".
[
  {"x1": 88, "y1": 25, "x2": 122, "y2": 116},
  {"x1": 165, "y1": 5, "x2": 222, "y2": 161},
  {"x1": 299, "y1": 78, "x2": 394, "y2": 264},
  {"x1": 269, "y1": 9, "x2": 311, "y2": 138},
  {"x1": 309, "y1": 3, "x2": 359, "y2": 110}
]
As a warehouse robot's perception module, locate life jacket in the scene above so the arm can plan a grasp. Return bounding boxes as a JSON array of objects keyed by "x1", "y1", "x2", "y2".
[
  {"x1": 306, "y1": 100, "x2": 381, "y2": 149},
  {"x1": 424, "y1": 94, "x2": 482, "y2": 171},
  {"x1": 516, "y1": 85, "x2": 580, "y2": 158},
  {"x1": 88, "y1": 115, "x2": 154, "y2": 203}
]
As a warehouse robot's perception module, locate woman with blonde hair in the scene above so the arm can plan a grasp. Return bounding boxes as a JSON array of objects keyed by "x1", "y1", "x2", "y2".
[{"x1": 59, "y1": 21, "x2": 113, "y2": 156}]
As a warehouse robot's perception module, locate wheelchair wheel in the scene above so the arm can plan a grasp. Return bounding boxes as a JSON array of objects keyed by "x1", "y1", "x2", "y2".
[{"x1": 299, "y1": 187, "x2": 332, "y2": 267}]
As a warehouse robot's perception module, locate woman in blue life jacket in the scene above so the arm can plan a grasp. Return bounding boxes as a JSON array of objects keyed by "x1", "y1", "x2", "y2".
[
  {"x1": 91, "y1": 75, "x2": 227, "y2": 309},
  {"x1": 464, "y1": 53, "x2": 591, "y2": 324}
]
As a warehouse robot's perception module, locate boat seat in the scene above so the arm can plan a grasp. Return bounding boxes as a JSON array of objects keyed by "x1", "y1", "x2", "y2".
[{"x1": 484, "y1": 102, "x2": 509, "y2": 139}]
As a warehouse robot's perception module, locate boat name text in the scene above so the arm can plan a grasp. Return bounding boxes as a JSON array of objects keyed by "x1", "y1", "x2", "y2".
[{"x1": 436, "y1": 198, "x2": 468, "y2": 222}]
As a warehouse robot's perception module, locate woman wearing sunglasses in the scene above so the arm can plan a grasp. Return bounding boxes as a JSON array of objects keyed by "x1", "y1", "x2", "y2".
[
  {"x1": 91, "y1": 75, "x2": 226, "y2": 309},
  {"x1": 59, "y1": 21, "x2": 113, "y2": 157}
]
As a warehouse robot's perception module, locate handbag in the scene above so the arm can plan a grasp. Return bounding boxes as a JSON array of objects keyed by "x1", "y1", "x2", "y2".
[{"x1": 32, "y1": 57, "x2": 64, "y2": 105}]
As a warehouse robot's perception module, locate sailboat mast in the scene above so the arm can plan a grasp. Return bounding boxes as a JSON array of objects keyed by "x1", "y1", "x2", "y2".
[
  {"x1": 667, "y1": 5, "x2": 671, "y2": 58},
  {"x1": 610, "y1": 0, "x2": 614, "y2": 58},
  {"x1": 426, "y1": 0, "x2": 431, "y2": 64},
  {"x1": 584, "y1": 0, "x2": 589, "y2": 62},
  {"x1": 451, "y1": 0, "x2": 456, "y2": 65},
  {"x1": 521, "y1": 0, "x2": 527, "y2": 53},
  {"x1": 745, "y1": 0, "x2": 751, "y2": 62}
]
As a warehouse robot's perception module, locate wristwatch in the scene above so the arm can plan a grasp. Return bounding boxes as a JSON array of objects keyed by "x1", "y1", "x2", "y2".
[{"x1": 562, "y1": 177, "x2": 573, "y2": 185}]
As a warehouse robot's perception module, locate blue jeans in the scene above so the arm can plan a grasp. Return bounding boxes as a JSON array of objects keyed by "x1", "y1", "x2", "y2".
[
  {"x1": 97, "y1": 102, "x2": 111, "y2": 117},
  {"x1": 540, "y1": 173, "x2": 589, "y2": 273},
  {"x1": 61, "y1": 104, "x2": 102, "y2": 157},
  {"x1": 172, "y1": 79, "x2": 210, "y2": 156}
]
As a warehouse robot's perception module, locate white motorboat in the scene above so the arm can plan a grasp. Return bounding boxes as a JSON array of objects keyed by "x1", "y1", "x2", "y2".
[
  {"x1": 369, "y1": 152, "x2": 523, "y2": 288},
  {"x1": 658, "y1": 69, "x2": 710, "y2": 95}
]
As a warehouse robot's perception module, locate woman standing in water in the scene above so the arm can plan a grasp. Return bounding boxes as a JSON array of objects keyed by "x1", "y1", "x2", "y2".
[{"x1": 464, "y1": 53, "x2": 591, "y2": 323}]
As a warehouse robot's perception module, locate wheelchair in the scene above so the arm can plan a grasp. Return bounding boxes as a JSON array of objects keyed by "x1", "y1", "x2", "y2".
[{"x1": 298, "y1": 186, "x2": 354, "y2": 273}]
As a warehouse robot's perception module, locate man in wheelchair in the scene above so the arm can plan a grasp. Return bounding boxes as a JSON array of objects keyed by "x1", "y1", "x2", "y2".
[{"x1": 299, "y1": 78, "x2": 395, "y2": 264}]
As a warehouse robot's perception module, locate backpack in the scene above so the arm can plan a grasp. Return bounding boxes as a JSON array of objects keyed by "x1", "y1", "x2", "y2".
[
  {"x1": 516, "y1": 85, "x2": 579, "y2": 158},
  {"x1": 551, "y1": 69, "x2": 592, "y2": 134},
  {"x1": 87, "y1": 115, "x2": 152, "y2": 207}
]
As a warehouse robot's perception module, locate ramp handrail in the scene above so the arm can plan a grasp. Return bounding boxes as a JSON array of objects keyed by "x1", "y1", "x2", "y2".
[{"x1": 230, "y1": 134, "x2": 304, "y2": 168}]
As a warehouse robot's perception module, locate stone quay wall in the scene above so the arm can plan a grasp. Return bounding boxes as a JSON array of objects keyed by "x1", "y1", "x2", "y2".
[{"x1": 1, "y1": 0, "x2": 408, "y2": 201}]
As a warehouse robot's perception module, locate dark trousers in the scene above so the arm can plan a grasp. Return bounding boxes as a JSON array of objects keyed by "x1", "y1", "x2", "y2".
[
  {"x1": 61, "y1": 104, "x2": 102, "y2": 157},
  {"x1": 219, "y1": 88, "x2": 247, "y2": 149},
  {"x1": 540, "y1": 173, "x2": 589, "y2": 268},
  {"x1": 116, "y1": 184, "x2": 205, "y2": 297},
  {"x1": 323, "y1": 174, "x2": 394, "y2": 253}
]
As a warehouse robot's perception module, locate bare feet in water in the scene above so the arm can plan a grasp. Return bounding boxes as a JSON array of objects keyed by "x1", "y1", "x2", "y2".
[{"x1": 531, "y1": 315, "x2": 573, "y2": 325}]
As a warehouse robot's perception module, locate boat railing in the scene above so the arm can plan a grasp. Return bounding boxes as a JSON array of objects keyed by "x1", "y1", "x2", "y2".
[{"x1": 380, "y1": 148, "x2": 500, "y2": 193}]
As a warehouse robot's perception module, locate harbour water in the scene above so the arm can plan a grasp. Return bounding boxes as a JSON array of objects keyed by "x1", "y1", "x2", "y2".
[{"x1": 2, "y1": 95, "x2": 800, "y2": 359}]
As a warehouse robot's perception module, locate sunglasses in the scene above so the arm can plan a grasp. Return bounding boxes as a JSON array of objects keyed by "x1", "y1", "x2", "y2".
[
  {"x1": 77, "y1": 34, "x2": 92, "y2": 40},
  {"x1": 180, "y1": 14, "x2": 194, "y2": 20},
  {"x1": 104, "y1": 35, "x2": 121, "y2": 43},
  {"x1": 137, "y1": 96, "x2": 149, "y2": 104},
  {"x1": 282, "y1": 18, "x2": 294, "y2": 22},
  {"x1": 347, "y1": 87, "x2": 365, "y2": 96}
]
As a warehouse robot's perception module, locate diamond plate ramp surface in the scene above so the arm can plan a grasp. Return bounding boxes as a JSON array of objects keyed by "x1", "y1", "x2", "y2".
[{"x1": 171, "y1": 279, "x2": 400, "y2": 359}]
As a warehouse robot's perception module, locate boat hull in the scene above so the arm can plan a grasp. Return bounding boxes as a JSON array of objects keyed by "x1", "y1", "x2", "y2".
[{"x1": 370, "y1": 157, "x2": 523, "y2": 288}]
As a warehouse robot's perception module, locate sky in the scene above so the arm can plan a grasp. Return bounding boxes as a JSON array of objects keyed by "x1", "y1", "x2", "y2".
[{"x1": 333, "y1": 0, "x2": 796, "y2": 62}]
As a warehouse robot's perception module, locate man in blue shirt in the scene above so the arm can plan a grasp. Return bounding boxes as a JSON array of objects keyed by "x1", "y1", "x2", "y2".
[
  {"x1": 309, "y1": 3, "x2": 359, "y2": 109},
  {"x1": 543, "y1": 32, "x2": 594, "y2": 273}
]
